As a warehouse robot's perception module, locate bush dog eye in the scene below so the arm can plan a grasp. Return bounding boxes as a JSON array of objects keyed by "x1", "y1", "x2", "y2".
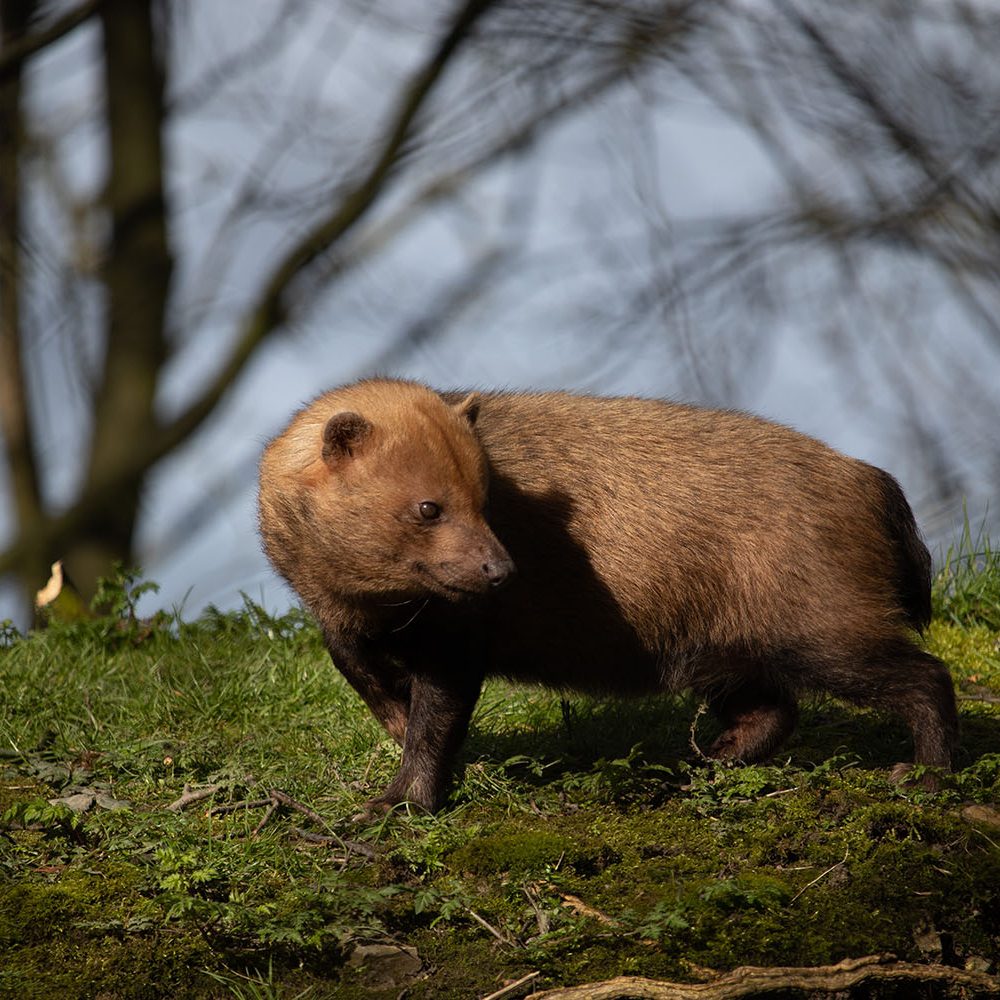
[{"x1": 418, "y1": 501, "x2": 441, "y2": 521}]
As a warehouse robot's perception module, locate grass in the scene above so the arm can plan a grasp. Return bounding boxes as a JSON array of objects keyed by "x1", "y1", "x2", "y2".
[{"x1": 0, "y1": 558, "x2": 999, "y2": 999}]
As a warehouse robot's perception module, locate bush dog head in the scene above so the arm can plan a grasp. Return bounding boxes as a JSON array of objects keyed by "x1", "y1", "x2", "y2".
[{"x1": 260, "y1": 382, "x2": 513, "y2": 614}]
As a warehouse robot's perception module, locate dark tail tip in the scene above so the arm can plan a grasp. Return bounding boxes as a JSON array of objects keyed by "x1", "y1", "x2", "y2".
[{"x1": 879, "y1": 470, "x2": 932, "y2": 631}]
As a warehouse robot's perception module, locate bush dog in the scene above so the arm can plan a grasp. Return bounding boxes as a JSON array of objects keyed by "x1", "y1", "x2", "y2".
[{"x1": 258, "y1": 379, "x2": 957, "y2": 811}]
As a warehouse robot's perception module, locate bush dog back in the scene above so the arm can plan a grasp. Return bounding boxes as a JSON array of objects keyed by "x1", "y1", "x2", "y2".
[{"x1": 259, "y1": 379, "x2": 957, "y2": 811}]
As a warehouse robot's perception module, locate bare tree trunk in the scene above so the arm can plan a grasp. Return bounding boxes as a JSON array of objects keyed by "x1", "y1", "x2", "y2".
[
  {"x1": 0, "y1": 0, "x2": 44, "y2": 613},
  {"x1": 62, "y1": 0, "x2": 173, "y2": 599}
]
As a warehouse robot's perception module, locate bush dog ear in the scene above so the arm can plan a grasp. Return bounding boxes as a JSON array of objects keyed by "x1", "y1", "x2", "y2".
[
  {"x1": 455, "y1": 391, "x2": 480, "y2": 426},
  {"x1": 322, "y1": 412, "x2": 371, "y2": 464}
]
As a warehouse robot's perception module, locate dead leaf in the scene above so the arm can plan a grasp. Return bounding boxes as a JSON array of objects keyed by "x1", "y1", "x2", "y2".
[
  {"x1": 560, "y1": 892, "x2": 615, "y2": 925},
  {"x1": 48, "y1": 792, "x2": 95, "y2": 813},
  {"x1": 35, "y1": 561, "x2": 64, "y2": 609}
]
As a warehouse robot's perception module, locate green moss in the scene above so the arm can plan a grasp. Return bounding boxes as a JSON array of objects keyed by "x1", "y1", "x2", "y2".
[
  {"x1": 0, "y1": 884, "x2": 82, "y2": 946},
  {"x1": 927, "y1": 621, "x2": 1000, "y2": 688},
  {"x1": 448, "y1": 828, "x2": 612, "y2": 876},
  {"x1": 0, "y1": 933, "x2": 213, "y2": 1000},
  {"x1": 0, "y1": 872, "x2": 213, "y2": 999}
]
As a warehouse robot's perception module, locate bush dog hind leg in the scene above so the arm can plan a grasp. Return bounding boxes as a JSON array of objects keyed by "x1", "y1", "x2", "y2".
[{"x1": 707, "y1": 682, "x2": 800, "y2": 763}]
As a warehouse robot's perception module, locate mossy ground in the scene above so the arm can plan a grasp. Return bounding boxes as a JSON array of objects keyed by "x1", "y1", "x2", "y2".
[{"x1": 1, "y1": 556, "x2": 999, "y2": 999}]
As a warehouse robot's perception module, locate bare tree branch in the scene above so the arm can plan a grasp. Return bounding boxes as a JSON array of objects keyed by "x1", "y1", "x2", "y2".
[
  {"x1": 532, "y1": 954, "x2": 1000, "y2": 999},
  {"x1": 168, "y1": 0, "x2": 306, "y2": 113},
  {"x1": 151, "y1": 0, "x2": 498, "y2": 455},
  {"x1": 0, "y1": 0, "x2": 100, "y2": 83}
]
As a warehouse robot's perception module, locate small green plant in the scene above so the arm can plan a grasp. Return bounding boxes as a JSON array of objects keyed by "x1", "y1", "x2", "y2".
[
  {"x1": 202, "y1": 960, "x2": 314, "y2": 1000},
  {"x1": 934, "y1": 515, "x2": 1000, "y2": 629},
  {"x1": 91, "y1": 563, "x2": 162, "y2": 621},
  {"x1": 412, "y1": 883, "x2": 469, "y2": 926},
  {"x1": 680, "y1": 761, "x2": 791, "y2": 812},
  {"x1": 559, "y1": 743, "x2": 674, "y2": 805},
  {"x1": 1, "y1": 799, "x2": 85, "y2": 843},
  {"x1": 698, "y1": 875, "x2": 791, "y2": 912},
  {"x1": 630, "y1": 899, "x2": 691, "y2": 940},
  {"x1": 0, "y1": 619, "x2": 20, "y2": 647}
]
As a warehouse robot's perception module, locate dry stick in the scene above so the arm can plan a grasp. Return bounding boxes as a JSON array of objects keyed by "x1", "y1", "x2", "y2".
[
  {"x1": 480, "y1": 971, "x2": 542, "y2": 1000},
  {"x1": 290, "y1": 827, "x2": 377, "y2": 859},
  {"x1": 207, "y1": 797, "x2": 273, "y2": 816},
  {"x1": 523, "y1": 885, "x2": 551, "y2": 937},
  {"x1": 688, "y1": 702, "x2": 711, "y2": 762},
  {"x1": 205, "y1": 789, "x2": 322, "y2": 824},
  {"x1": 465, "y1": 907, "x2": 515, "y2": 947},
  {"x1": 789, "y1": 848, "x2": 849, "y2": 904},
  {"x1": 269, "y1": 788, "x2": 326, "y2": 827},
  {"x1": 251, "y1": 800, "x2": 278, "y2": 837},
  {"x1": 166, "y1": 784, "x2": 223, "y2": 812},
  {"x1": 191, "y1": 788, "x2": 377, "y2": 857},
  {"x1": 530, "y1": 953, "x2": 1000, "y2": 999}
]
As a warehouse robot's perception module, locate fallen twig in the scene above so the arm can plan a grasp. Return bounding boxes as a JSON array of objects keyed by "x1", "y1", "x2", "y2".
[
  {"x1": 290, "y1": 826, "x2": 377, "y2": 858},
  {"x1": 523, "y1": 885, "x2": 551, "y2": 937},
  {"x1": 688, "y1": 702, "x2": 710, "y2": 762},
  {"x1": 207, "y1": 797, "x2": 273, "y2": 816},
  {"x1": 789, "y1": 848, "x2": 849, "y2": 904},
  {"x1": 269, "y1": 788, "x2": 326, "y2": 826},
  {"x1": 466, "y1": 907, "x2": 516, "y2": 947},
  {"x1": 251, "y1": 799, "x2": 279, "y2": 837},
  {"x1": 480, "y1": 971, "x2": 542, "y2": 1000},
  {"x1": 205, "y1": 789, "x2": 324, "y2": 829},
  {"x1": 166, "y1": 783, "x2": 223, "y2": 812},
  {"x1": 530, "y1": 953, "x2": 1000, "y2": 998},
  {"x1": 193, "y1": 788, "x2": 376, "y2": 859}
]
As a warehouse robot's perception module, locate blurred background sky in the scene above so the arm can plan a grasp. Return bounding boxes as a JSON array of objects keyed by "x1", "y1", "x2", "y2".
[{"x1": 2, "y1": 0, "x2": 998, "y2": 626}]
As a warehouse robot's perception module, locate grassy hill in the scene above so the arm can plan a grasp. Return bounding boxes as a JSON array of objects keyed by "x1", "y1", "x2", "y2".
[{"x1": 1, "y1": 547, "x2": 999, "y2": 999}]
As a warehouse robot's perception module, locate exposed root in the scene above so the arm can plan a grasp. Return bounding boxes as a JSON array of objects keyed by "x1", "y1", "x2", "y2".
[
  {"x1": 531, "y1": 953, "x2": 1000, "y2": 998},
  {"x1": 480, "y1": 971, "x2": 542, "y2": 1000}
]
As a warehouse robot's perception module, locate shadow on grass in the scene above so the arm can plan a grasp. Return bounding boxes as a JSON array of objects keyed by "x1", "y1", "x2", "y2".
[{"x1": 462, "y1": 689, "x2": 1000, "y2": 789}]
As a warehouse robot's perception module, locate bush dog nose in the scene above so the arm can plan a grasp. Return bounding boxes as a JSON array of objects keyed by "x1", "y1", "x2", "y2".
[{"x1": 483, "y1": 553, "x2": 515, "y2": 588}]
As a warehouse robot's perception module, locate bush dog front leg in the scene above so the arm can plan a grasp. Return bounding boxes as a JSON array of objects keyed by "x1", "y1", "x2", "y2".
[
  {"x1": 323, "y1": 633, "x2": 411, "y2": 746},
  {"x1": 365, "y1": 668, "x2": 482, "y2": 813}
]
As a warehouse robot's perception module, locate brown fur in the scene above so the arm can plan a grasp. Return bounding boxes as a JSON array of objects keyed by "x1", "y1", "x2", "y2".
[{"x1": 258, "y1": 379, "x2": 958, "y2": 811}]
